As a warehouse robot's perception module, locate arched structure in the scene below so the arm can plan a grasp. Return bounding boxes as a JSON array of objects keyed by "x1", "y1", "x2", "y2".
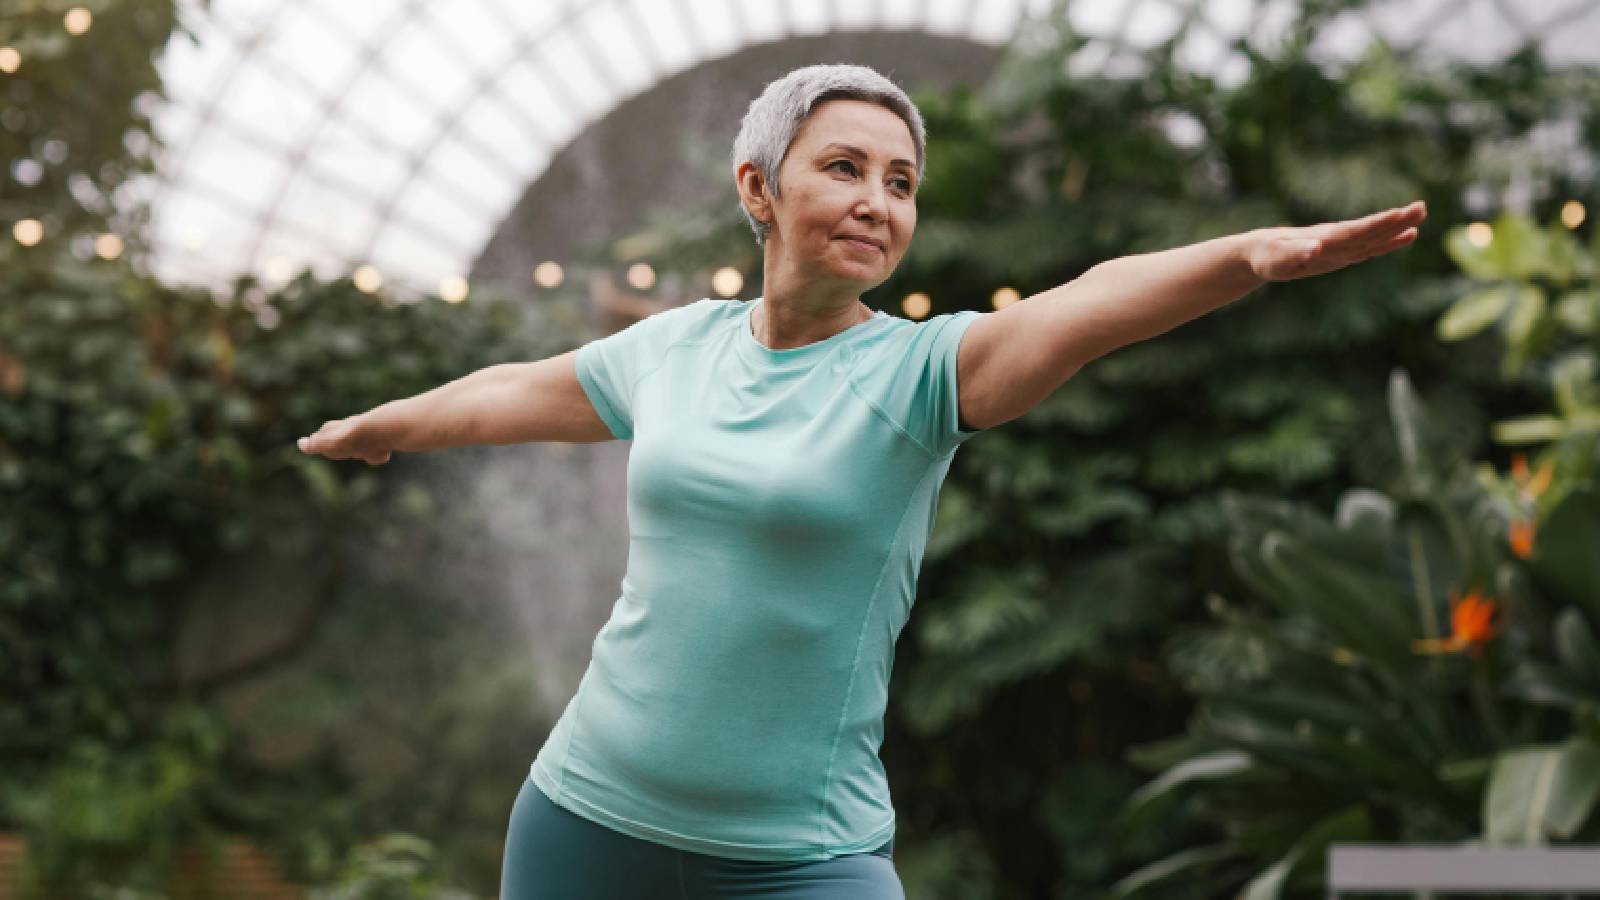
[{"x1": 138, "y1": 0, "x2": 1600, "y2": 304}]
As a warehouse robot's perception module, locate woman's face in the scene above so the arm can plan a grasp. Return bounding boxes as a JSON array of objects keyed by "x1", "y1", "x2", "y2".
[{"x1": 754, "y1": 99, "x2": 919, "y2": 291}]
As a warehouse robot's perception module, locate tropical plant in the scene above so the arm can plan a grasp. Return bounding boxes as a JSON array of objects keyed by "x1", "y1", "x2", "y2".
[
  {"x1": 0, "y1": 258, "x2": 580, "y2": 894},
  {"x1": 1111, "y1": 212, "x2": 1600, "y2": 897},
  {"x1": 307, "y1": 834, "x2": 482, "y2": 900}
]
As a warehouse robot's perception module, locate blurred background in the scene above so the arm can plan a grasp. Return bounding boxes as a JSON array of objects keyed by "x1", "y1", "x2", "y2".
[{"x1": 3, "y1": 0, "x2": 1599, "y2": 896}]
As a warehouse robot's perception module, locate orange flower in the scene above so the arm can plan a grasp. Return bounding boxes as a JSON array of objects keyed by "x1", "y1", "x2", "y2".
[
  {"x1": 1412, "y1": 588, "x2": 1504, "y2": 657},
  {"x1": 1511, "y1": 452, "x2": 1554, "y2": 500},
  {"x1": 1508, "y1": 518, "x2": 1536, "y2": 560}
]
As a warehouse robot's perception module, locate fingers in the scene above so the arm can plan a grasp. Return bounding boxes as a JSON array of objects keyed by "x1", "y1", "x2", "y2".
[
  {"x1": 1331, "y1": 200, "x2": 1427, "y2": 244},
  {"x1": 297, "y1": 419, "x2": 347, "y2": 457},
  {"x1": 1373, "y1": 226, "x2": 1419, "y2": 255}
]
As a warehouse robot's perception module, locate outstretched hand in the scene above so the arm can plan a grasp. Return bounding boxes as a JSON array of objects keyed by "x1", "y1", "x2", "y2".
[
  {"x1": 1247, "y1": 200, "x2": 1427, "y2": 282},
  {"x1": 297, "y1": 417, "x2": 392, "y2": 466}
]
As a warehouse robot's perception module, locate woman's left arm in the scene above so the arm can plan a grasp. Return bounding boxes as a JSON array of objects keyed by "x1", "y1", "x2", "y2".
[{"x1": 955, "y1": 201, "x2": 1428, "y2": 430}]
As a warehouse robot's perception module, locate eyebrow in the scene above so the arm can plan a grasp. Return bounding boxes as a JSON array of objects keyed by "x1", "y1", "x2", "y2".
[{"x1": 818, "y1": 142, "x2": 916, "y2": 173}]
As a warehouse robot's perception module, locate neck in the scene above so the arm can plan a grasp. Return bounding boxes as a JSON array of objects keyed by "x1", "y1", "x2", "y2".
[{"x1": 754, "y1": 242, "x2": 872, "y2": 350}]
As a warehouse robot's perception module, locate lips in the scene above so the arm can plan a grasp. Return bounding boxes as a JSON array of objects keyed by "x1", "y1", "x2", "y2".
[{"x1": 836, "y1": 235, "x2": 885, "y2": 253}]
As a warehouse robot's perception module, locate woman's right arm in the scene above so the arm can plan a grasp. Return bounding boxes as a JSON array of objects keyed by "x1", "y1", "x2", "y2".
[{"x1": 297, "y1": 349, "x2": 614, "y2": 464}]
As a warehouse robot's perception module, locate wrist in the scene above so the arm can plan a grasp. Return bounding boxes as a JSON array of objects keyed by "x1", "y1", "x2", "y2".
[
  {"x1": 355, "y1": 401, "x2": 408, "y2": 452},
  {"x1": 1236, "y1": 230, "x2": 1271, "y2": 289}
]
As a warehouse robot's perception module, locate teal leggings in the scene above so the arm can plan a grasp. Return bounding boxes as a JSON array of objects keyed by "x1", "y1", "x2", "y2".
[{"x1": 499, "y1": 777, "x2": 903, "y2": 899}]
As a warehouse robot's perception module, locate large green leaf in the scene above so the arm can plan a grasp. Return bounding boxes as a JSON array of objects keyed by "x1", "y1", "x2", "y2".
[
  {"x1": 1553, "y1": 289, "x2": 1600, "y2": 336},
  {"x1": 1252, "y1": 530, "x2": 1418, "y2": 671},
  {"x1": 1115, "y1": 750, "x2": 1255, "y2": 838},
  {"x1": 1506, "y1": 284, "x2": 1549, "y2": 348},
  {"x1": 1490, "y1": 414, "x2": 1569, "y2": 444},
  {"x1": 1504, "y1": 659, "x2": 1600, "y2": 710},
  {"x1": 1236, "y1": 805, "x2": 1370, "y2": 900},
  {"x1": 1555, "y1": 608, "x2": 1600, "y2": 684},
  {"x1": 1444, "y1": 228, "x2": 1508, "y2": 280},
  {"x1": 1484, "y1": 738, "x2": 1600, "y2": 844},
  {"x1": 1435, "y1": 285, "x2": 1511, "y2": 341},
  {"x1": 1110, "y1": 844, "x2": 1241, "y2": 898},
  {"x1": 1388, "y1": 369, "x2": 1447, "y2": 496},
  {"x1": 1204, "y1": 706, "x2": 1445, "y2": 800},
  {"x1": 1527, "y1": 486, "x2": 1600, "y2": 624}
]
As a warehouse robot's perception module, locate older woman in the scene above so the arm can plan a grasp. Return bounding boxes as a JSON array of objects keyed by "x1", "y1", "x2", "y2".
[{"x1": 298, "y1": 63, "x2": 1424, "y2": 898}]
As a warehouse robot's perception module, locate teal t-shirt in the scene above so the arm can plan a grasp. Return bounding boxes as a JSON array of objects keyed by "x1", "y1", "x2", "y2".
[{"x1": 529, "y1": 295, "x2": 988, "y2": 862}]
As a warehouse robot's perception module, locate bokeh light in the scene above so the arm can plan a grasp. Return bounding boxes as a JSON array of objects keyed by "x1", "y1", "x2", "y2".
[
  {"x1": 12, "y1": 219, "x2": 42, "y2": 246},
  {"x1": 64, "y1": 8, "x2": 92, "y2": 36},
  {"x1": 1562, "y1": 200, "x2": 1587, "y2": 229},
  {"x1": 712, "y1": 267, "x2": 743, "y2": 297},
  {"x1": 627, "y1": 262, "x2": 656, "y2": 290},
  {"x1": 440, "y1": 275, "x2": 469, "y2": 303},
  {"x1": 991, "y1": 286, "x2": 1021, "y2": 309},
  {"x1": 353, "y1": 265, "x2": 383, "y2": 293},
  {"x1": 533, "y1": 261, "x2": 564, "y2": 288}
]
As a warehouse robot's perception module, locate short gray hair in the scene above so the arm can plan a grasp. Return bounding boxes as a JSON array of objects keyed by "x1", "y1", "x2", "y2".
[{"x1": 731, "y1": 64, "x2": 926, "y2": 245}]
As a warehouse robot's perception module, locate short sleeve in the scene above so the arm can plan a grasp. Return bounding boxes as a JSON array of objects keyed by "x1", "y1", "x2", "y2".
[
  {"x1": 575, "y1": 301, "x2": 705, "y2": 440},
  {"x1": 874, "y1": 310, "x2": 988, "y2": 458}
]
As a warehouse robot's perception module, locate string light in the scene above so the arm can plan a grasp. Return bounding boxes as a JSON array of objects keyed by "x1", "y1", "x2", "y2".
[
  {"x1": 13, "y1": 219, "x2": 42, "y2": 246},
  {"x1": 627, "y1": 262, "x2": 656, "y2": 290},
  {"x1": 1561, "y1": 200, "x2": 1586, "y2": 229},
  {"x1": 533, "y1": 260, "x2": 563, "y2": 288},
  {"x1": 440, "y1": 275, "x2": 469, "y2": 303},
  {"x1": 95, "y1": 233, "x2": 122, "y2": 260},
  {"x1": 1466, "y1": 222, "x2": 1493, "y2": 248},
  {"x1": 64, "y1": 8, "x2": 92, "y2": 35},
  {"x1": 901, "y1": 291, "x2": 931, "y2": 319},
  {"x1": 991, "y1": 286, "x2": 1020, "y2": 309},
  {"x1": 0, "y1": 48, "x2": 19, "y2": 74},
  {"x1": 712, "y1": 267, "x2": 743, "y2": 297},
  {"x1": 353, "y1": 264, "x2": 382, "y2": 293}
]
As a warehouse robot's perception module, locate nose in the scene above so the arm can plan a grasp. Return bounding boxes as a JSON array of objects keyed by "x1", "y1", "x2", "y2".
[{"x1": 853, "y1": 181, "x2": 889, "y2": 224}]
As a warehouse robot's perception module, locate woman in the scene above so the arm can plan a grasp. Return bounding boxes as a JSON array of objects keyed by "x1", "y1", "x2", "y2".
[{"x1": 298, "y1": 64, "x2": 1425, "y2": 898}]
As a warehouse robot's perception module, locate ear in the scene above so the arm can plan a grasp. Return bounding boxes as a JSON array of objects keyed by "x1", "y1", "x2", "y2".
[{"x1": 734, "y1": 161, "x2": 772, "y2": 226}]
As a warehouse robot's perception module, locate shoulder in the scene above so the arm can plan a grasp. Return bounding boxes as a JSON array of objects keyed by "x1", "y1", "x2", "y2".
[
  {"x1": 630, "y1": 297, "x2": 729, "y2": 342},
  {"x1": 853, "y1": 309, "x2": 983, "y2": 362}
]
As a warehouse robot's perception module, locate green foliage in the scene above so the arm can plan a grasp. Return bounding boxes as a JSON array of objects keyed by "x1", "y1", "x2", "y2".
[
  {"x1": 307, "y1": 834, "x2": 482, "y2": 900},
  {"x1": 1116, "y1": 177, "x2": 1600, "y2": 900},
  {"x1": 0, "y1": 0, "x2": 194, "y2": 269},
  {"x1": 0, "y1": 250, "x2": 582, "y2": 893},
  {"x1": 1115, "y1": 372, "x2": 1600, "y2": 897}
]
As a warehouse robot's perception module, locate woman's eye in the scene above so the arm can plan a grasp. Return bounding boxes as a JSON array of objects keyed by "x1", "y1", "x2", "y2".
[
  {"x1": 828, "y1": 159, "x2": 857, "y2": 175},
  {"x1": 893, "y1": 178, "x2": 913, "y2": 192}
]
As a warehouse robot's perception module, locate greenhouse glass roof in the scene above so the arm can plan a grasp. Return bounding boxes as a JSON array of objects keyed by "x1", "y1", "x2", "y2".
[{"x1": 135, "y1": 0, "x2": 1600, "y2": 302}]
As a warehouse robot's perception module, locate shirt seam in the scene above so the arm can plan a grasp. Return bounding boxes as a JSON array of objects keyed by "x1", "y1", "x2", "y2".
[
  {"x1": 815, "y1": 464, "x2": 938, "y2": 851},
  {"x1": 844, "y1": 375, "x2": 940, "y2": 462},
  {"x1": 594, "y1": 299, "x2": 716, "y2": 437},
  {"x1": 626, "y1": 334, "x2": 713, "y2": 422},
  {"x1": 553, "y1": 670, "x2": 592, "y2": 801}
]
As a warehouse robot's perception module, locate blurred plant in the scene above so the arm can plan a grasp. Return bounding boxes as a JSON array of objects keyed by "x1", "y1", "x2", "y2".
[
  {"x1": 1437, "y1": 210, "x2": 1600, "y2": 500},
  {"x1": 0, "y1": 0, "x2": 201, "y2": 270},
  {"x1": 0, "y1": 256, "x2": 580, "y2": 894},
  {"x1": 1111, "y1": 370, "x2": 1600, "y2": 899},
  {"x1": 1111, "y1": 210, "x2": 1600, "y2": 898},
  {"x1": 307, "y1": 834, "x2": 482, "y2": 900}
]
